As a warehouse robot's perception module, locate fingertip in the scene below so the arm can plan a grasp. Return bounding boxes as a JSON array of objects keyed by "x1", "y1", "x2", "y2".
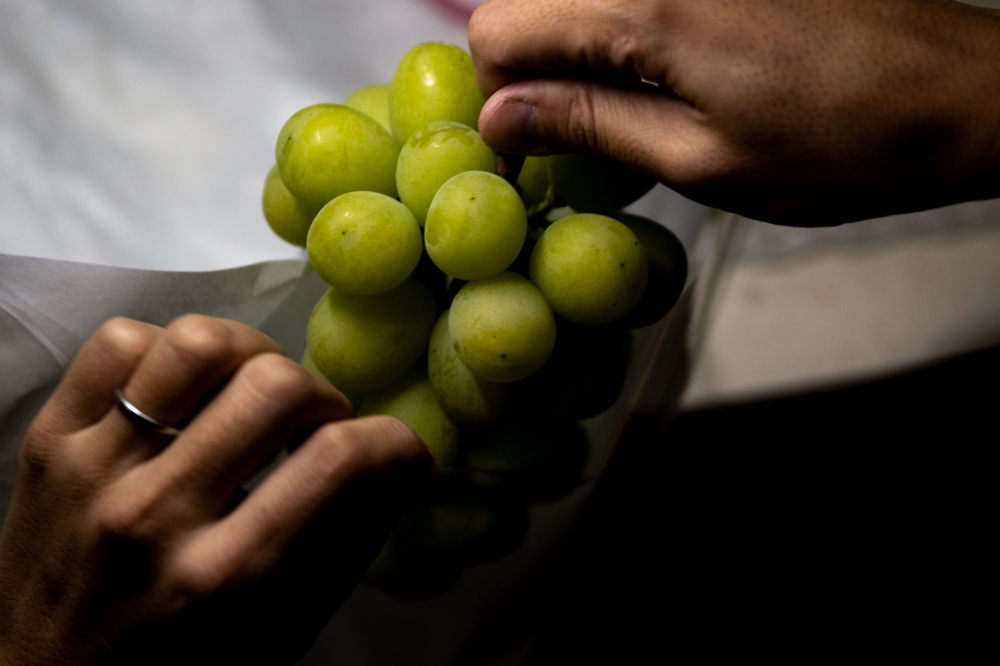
[
  {"x1": 479, "y1": 90, "x2": 545, "y2": 154},
  {"x1": 365, "y1": 414, "x2": 433, "y2": 466}
]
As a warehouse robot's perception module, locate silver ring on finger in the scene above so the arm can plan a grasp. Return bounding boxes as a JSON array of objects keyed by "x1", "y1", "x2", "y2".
[{"x1": 114, "y1": 390, "x2": 183, "y2": 438}]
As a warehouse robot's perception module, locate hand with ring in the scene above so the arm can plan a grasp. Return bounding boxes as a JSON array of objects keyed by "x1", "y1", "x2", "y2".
[{"x1": 0, "y1": 315, "x2": 433, "y2": 665}]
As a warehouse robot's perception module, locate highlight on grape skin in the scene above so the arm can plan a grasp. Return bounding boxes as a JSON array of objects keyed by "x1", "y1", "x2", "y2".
[
  {"x1": 307, "y1": 191, "x2": 423, "y2": 296},
  {"x1": 389, "y1": 42, "x2": 485, "y2": 144},
  {"x1": 276, "y1": 103, "x2": 400, "y2": 206},
  {"x1": 530, "y1": 214, "x2": 649, "y2": 325}
]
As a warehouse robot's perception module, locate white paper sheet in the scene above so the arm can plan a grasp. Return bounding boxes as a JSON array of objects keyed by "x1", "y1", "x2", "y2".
[{"x1": 0, "y1": 254, "x2": 328, "y2": 518}]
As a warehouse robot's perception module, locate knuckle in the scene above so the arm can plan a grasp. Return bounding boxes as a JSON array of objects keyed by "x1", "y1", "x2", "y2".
[
  {"x1": 92, "y1": 495, "x2": 159, "y2": 543},
  {"x1": 90, "y1": 317, "x2": 152, "y2": 362},
  {"x1": 368, "y1": 415, "x2": 427, "y2": 459},
  {"x1": 90, "y1": 478, "x2": 183, "y2": 544},
  {"x1": 238, "y1": 353, "x2": 313, "y2": 408},
  {"x1": 467, "y1": 3, "x2": 495, "y2": 50},
  {"x1": 164, "y1": 315, "x2": 234, "y2": 368},
  {"x1": 565, "y1": 87, "x2": 601, "y2": 152},
  {"x1": 168, "y1": 556, "x2": 228, "y2": 601},
  {"x1": 342, "y1": 416, "x2": 428, "y2": 468},
  {"x1": 313, "y1": 421, "x2": 373, "y2": 475}
]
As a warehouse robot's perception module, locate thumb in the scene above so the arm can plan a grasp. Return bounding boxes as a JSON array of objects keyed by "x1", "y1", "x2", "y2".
[{"x1": 478, "y1": 78, "x2": 719, "y2": 188}]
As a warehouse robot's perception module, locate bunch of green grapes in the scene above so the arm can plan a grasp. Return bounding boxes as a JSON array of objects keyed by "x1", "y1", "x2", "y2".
[{"x1": 260, "y1": 42, "x2": 688, "y2": 598}]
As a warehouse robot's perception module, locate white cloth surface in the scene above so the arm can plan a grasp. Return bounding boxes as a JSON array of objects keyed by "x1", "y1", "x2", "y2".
[{"x1": 0, "y1": 0, "x2": 470, "y2": 270}]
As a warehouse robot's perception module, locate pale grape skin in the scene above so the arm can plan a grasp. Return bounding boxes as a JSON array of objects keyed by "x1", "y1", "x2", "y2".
[
  {"x1": 449, "y1": 272, "x2": 556, "y2": 383},
  {"x1": 300, "y1": 347, "x2": 365, "y2": 411},
  {"x1": 428, "y1": 310, "x2": 510, "y2": 424},
  {"x1": 307, "y1": 191, "x2": 422, "y2": 295},
  {"x1": 549, "y1": 152, "x2": 656, "y2": 214},
  {"x1": 389, "y1": 43, "x2": 485, "y2": 144},
  {"x1": 358, "y1": 369, "x2": 459, "y2": 465},
  {"x1": 276, "y1": 104, "x2": 399, "y2": 206},
  {"x1": 425, "y1": 172, "x2": 527, "y2": 281},
  {"x1": 529, "y1": 214, "x2": 648, "y2": 325},
  {"x1": 612, "y1": 213, "x2": 689, "y2": 328},
  {"x1": 396, "y1": 122, "x2": 496, "y2": 226},
  {"x1": 261, "y1": 165, "x2": 321, "y2": 247},
  {"x1": 516, "y1": 156, "x2": 551, "y2": 210},
  {"x1": 306, "y1": 277, "x2": 436, "y2": 393},
  {"x1": 344, "y1": 83, "x2": 392, "y2": 133}
]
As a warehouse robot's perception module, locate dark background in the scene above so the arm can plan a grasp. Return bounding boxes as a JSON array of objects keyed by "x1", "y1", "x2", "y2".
[{"x1": 460, "y1": 343, "x2": 996, "y2": 663}]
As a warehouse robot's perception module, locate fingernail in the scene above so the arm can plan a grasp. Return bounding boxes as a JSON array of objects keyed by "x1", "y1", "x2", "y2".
[{"x1": 483, "y1": 97, "x2": 542, "y2": 152}]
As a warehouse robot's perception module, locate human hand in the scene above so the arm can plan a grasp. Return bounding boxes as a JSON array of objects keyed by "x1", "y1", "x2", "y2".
[
  {"x1": 0, "y1": 316, "x2": 431, "y2": 666},
  {"x1": 470, "y1": 0, "x2": 1000, "y2": 225}
]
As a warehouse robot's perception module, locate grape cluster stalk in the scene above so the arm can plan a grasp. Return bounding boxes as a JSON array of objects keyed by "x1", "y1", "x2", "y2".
[{"x1": 261, "y1": 42, "x2": 688, "y2": 598}]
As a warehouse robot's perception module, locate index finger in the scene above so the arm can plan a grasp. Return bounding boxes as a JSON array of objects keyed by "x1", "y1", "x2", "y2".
[
  {"x1": 176, "y1": 416, "x2": 433, "y2": 586},
  {"x1": 468, "y1": 0, "x2": 670, "y2": 97}
]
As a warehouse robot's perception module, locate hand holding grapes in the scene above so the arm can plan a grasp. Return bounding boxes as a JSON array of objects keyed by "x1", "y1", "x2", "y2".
[
  {"x1": 0, "y1": 316, "x2": 431, "y2": 665},
  {"x1": 470, "y1": 0, "x2": 1000, "y2": 225}
]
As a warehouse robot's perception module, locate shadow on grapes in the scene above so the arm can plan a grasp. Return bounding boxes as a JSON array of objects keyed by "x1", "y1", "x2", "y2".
[
  {"x1": 461, "y1": 417, "x2": 591, "y2": 504},
  {"x1": 412, "y1": 248, "x2": 448, "y2": 306},
  {"x1": 519, "y1": 319, "x2": 632, "y2": 421},
  {"x1": 363, "y1": 415, "x2": 590, "y2": 599},
  {"x1": 363, "y1": 481, "x2": 531, "y2": 599}
]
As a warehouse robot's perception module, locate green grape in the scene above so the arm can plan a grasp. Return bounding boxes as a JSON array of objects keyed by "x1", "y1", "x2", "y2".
[
  {"x1": 425, "y1": 172, "x2": 527, "y2": 280},
  {"x1": 394, "y1": 493, "x2": 529, "y2": 567},
  {"x1": 612, "y1": 213, "x2": 689, "y2": 328},
  {"x1": 358, "y1": 369, "x2": 458, "y2": 465},
  {"x1": 529, "y1": 214, "x2": 648, "y2": 324},
  {"x1": 449, "y1": 272, "x2": 556, "y2": 382},
  {"x1": 307, "y1": 191, "x2": 422, "y2": 295},
  {"x1": 396, "y1": 122, "x2": 496, "y2": 226},
  {"x1": 549, "y1": 152, "x2": 656, "y2": 214},
  {"x1": 261, "y1": 165, "x2": 321, "y2": 247},
  {"x1": 344, "y1": 83, "x2": 392, "y2": 133},
  {"x1": 524, "y1": 321, "x2": 631, "y2": 420},
  {"x1": 363, "y1": 531, "x2": 462, "y2": 598},
  {"x1": 276, "y1": 104, "x2": 399, "y2": 206},
  {"x1": 462, "y1": 417, "x2": 589, "y2": 503},
  {"x1": 428, "y1": 310, "x2": 509, "y2": 424},
  {"x1": 516, "y1": 156, "x2": 551, "y2": 209},
  {"x1": 389, "y1": 43, "x2": 486, "y2": 144},
  {"x1": 306, "y1": 277, "x2": 435, "y2": 392},
  {"x1": 300, "y1": 348, "x2": 366, "y2": 411}
]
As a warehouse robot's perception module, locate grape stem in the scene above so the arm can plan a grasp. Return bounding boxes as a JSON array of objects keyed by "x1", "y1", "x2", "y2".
[
  {"x1": 526, "y1": 185, "x2": 566, "y2": 225},
  {"x1": 496, "y1": 153, "x2": 526, "y2": 185}
]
